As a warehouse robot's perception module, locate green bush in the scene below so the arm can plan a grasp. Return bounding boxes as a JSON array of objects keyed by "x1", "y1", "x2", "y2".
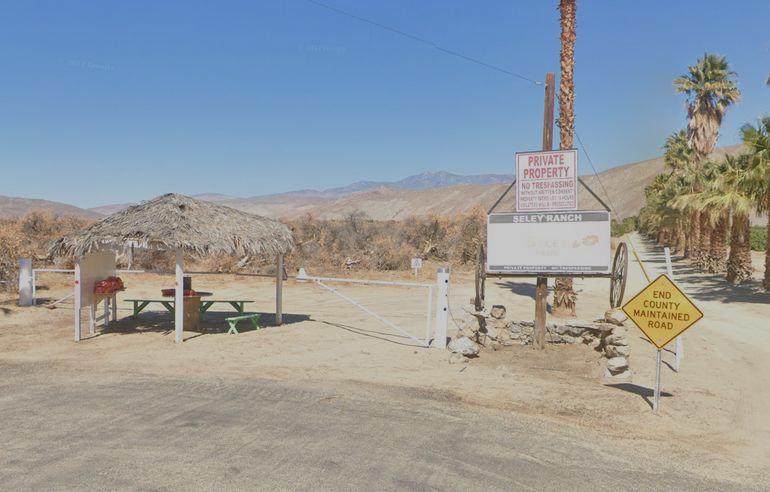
[
  {"x1": 750, "y1": 226, "x2": 767, "y2": 251},
  {"x1": 611, "y1": 216, "x2": 638, "y2": 237}
]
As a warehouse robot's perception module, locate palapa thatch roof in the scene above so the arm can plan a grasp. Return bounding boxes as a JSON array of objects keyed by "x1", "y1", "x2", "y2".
[{"x1": 50, "y1": 193, "x2": 294, "y2": 258}]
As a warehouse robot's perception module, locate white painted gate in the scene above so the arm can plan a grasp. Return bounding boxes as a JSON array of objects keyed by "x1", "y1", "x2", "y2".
[{"x1": 297, "y1": 269, "x2": 449, "y2": 348}]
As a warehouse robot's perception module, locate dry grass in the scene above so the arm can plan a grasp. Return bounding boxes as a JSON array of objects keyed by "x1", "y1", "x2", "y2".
[
  {"x1": 283, "y1": 206, "x2": 486, "y2": 274},
  {"x1": 0, "y1": 211, "x2": 90, "y2": 290},
  {"x1": 1, "y1": 206, "x2": 487, "y2": 286}
]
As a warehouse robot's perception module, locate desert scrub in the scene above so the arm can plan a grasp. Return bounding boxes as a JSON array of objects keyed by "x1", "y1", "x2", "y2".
[{"x1": 750, "y1": 226, "x2": 767, "y2": 252}]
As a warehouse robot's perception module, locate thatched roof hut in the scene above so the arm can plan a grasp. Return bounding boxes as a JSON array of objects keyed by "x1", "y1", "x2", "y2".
[{"x1": 50, "y1": 193, "x2": 294, "y2": 258}]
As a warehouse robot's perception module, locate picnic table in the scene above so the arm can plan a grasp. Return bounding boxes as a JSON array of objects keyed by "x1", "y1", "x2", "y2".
[{"x1": 126, "y1": 298, "x2": 255, "y2": 318}]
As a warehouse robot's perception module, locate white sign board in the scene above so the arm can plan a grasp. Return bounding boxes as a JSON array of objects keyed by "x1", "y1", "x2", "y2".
[
  {"x1": 76, "y1": 250, "x2": 117, "y2": 307},
  {"x1": 486, "y1": 211, "x2": 610, "y2": 274},
  {"x1": 515, "y1": 149, "x2": 578, "y2": 212},
  {"x1": 410, "y1": 258, "x2": 423, "y2": 269}
]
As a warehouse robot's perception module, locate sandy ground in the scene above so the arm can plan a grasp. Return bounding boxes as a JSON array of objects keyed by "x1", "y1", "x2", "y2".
[{"x1": 1, "y1": 233, "x2": 769, "y2": 486}]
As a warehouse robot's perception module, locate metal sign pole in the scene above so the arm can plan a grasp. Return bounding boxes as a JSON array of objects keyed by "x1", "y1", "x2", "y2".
[{"x1": 654, "y1": 348, "x2": 662, "y2": 412}]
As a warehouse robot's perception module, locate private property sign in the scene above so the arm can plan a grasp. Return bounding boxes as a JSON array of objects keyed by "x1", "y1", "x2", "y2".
[
  {"x1": 486, "y1": 210, "x2": 611, "y2": 275},
  {"x1": 622, "y1": 274, "x2": 703, "y2": 349},
  {"x1": 516, "y1": 149, "x2": 578, "y2": 212}
]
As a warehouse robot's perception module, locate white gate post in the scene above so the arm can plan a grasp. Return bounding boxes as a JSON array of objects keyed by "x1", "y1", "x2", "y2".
[
  {"x1": 18, "y1": 259, "x2": 33, "y2": 306},
  {"x1": 664, "y1": 247, "x2": 683, "y2": 371},
  {"x1": 433, "y1": 267, "x2": 449, "y2": 349},
  {"x1": 174, "y1": 249, "x2": 184, "y2": 343}
]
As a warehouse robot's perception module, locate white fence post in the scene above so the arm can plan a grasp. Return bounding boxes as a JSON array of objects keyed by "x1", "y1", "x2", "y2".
[
  {"x1": 433, "y1": 267, "x2": 449, "y2": 349},
  {"x1": 18, "y1": 259, "x2": 33, "y2": 306},
  {"x1": 175, "y1": 249, "x2": 184, "y2": 344},
  {"x1": 664, "y1": 247, "x2": 683, "y2": 371}
]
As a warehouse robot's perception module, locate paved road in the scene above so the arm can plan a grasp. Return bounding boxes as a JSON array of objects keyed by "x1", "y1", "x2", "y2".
[{"x1": 0, "y1": 361, "x2": 754, "y2": 491}]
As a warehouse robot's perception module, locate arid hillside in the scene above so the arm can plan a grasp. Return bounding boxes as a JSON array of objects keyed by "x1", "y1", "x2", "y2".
[
  {"x1": 0, "y1": 196, "x2": 101, "y2": 220},
  {"x1": 221, "y1": 144, "x2": 747, "y2": 220},
  {"x1": 1, "y1": 145, "x2": 747, "y2": 221}
]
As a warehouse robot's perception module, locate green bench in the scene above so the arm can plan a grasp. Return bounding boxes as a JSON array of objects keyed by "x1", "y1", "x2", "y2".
[
  {"x1": 126, "y1": 299, "x2": 254, "y2": 318},
  {"x1": 200, "y1": 300, "x2": 253, "y2": 315},
  {"x1": 225, "y1": 313, "x2": 261, "y2": 334}
]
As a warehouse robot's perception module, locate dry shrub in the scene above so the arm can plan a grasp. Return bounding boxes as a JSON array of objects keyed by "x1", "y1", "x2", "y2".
[
  {"x1": 285, "y1": 209, "x2": 486, "y2": 274},
  {"x1": 0, "y1": 208, "x2": 488, "y2": 284},
  {"x1": 448, "y1": 205, "x2": 486, "y2": 264},
  {"x1": 0, "y1": 211, "x2": 90, "y2": 290},
  {"x1": 132, "y1": 250, "x2": 175, "y2": 272},
  {"x1": 197, "y1": 253, "x2": 240, "y2": 273}
]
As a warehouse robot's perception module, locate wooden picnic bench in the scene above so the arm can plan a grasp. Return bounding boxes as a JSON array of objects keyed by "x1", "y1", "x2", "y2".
[{"x1": 126, "y1": 299, "x2": 254, "y2": 318}]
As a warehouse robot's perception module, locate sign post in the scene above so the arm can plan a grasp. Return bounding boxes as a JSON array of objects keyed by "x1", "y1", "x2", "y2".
[
  {"x1": 654, "y1": 348, "x2": 662, "y2": 411},
  {"x1": 411, "y1": 257, "x2": 423, "y2": 276},
  {"x1": 622, "y1": 274, "x2": 704, "y2": 412}
]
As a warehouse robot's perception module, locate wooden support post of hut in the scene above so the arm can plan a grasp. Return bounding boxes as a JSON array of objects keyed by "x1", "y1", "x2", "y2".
[{"x1": 50, "y1": 193, "x2": 294, "y2": 343}]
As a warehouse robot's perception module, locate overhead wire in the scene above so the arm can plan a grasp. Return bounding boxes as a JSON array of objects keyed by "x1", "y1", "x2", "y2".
[
  {"x1": 575, "y1": 129, "x2": 618, "y2": 214},
  {"x1": 302, "y1": 0, "x2": 543, "y2": 86},
  {"x1": 303, "y1": 0, "x2": 618, "y2": 209}
]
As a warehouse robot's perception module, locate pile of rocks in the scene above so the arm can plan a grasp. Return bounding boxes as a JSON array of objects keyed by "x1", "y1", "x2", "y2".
[{"x1": 448, "y1": 304, "x2": 632, "y2": 379}]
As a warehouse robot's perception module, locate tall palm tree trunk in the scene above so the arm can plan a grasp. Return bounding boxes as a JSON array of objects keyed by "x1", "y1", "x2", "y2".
[
  {"x1": 553, "y1": 0, "x2": 577, "y2": 318},
  {"x1": 686, "y1": 210, "x2": 700, "y2": 260},
  {"x1": 765, "y1": 193, "x2": 770, "y2": 290},
  {"x1": 707, "y1": 214, "x2": 728, "y2": 273},
  {"x1": 675, "y1": 222, "x2": 686, "y2": 255},
  {"x1": 696, "y1": 213, "x2": 712, "y2": 269},
  {"x1": 727, "y1": 213, "x2": 752, "y2": 284}
]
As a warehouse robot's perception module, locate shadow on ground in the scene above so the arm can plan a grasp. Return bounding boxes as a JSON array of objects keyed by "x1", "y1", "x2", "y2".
[
  {"x1": 85, "y1": 310, "x2": 311, "y2": 340},
  {"x1": 322, "y1": 321, "x2": 426, "y2": 347},
  {"x1": 605, "y1": 383, "x2": 673, "y2": 409},
  {"x1": 494, "y1": 280, "x2": 553, "y2": 313},
  {"x1": 634, "y1": 238, "x2": 770, "y2": 305}
]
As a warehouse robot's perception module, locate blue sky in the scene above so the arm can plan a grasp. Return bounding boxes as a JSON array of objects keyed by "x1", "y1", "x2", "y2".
[{"x1": 2, "y1": 0, "x2": 769, "y2": 208}]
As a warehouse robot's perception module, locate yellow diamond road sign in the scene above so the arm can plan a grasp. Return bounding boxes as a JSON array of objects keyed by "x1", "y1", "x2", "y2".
[{"x1": 622, "y1": 274, "x2": 703, "y2": 349}]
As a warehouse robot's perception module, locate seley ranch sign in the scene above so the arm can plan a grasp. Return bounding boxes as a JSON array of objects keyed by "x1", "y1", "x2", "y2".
[
  {"x1": 486, "y1": 211, "x2": 611, "y2": 275},
  {"x1": 515, "y1": 149, "x2": 578, "y2": 212}
]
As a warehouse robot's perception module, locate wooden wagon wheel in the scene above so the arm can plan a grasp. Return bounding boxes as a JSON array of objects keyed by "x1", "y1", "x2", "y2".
[
  {"x1": 609, "y1": 242, "x2": 628, "y2": 308},
  {"x1": 474, "y1": 243, "x2": 486, "y2": 311}
]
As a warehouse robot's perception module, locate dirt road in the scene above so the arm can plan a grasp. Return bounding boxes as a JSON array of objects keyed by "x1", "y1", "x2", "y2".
[{"x1": 0, "y1": 361, "x2": 753, "y2": 491}]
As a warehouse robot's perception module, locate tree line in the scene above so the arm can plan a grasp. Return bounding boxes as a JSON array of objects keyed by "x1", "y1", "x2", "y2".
[{"x1": 639, "y1": 54, "x2": 770, "y2": 289}]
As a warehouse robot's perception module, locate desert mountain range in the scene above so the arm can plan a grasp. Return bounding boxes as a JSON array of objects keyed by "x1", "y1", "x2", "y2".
[{"x1": 1, "y1": 145, "x2": 746, "y2": 221}]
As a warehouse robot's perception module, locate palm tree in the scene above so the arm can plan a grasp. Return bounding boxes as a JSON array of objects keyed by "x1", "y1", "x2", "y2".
[
  {"x1": 674, "y1": 54, "x2": 740, "y2": 159},
  {"x1": 698, "y1": 160, "x2": 729, "y2": 273},
  {"x1": 674, "y1": 54, "x2": 740, "y2": 268},
  {"x1": 640, "y1": 173, "x2": 681, "y2": 245},
  {"x1": 663, "y1": 130, "x2": 694, "y2": 255},
  {"x1": 663, "y1": 130, "x2": 694, "y2": 171},
  {"x1": 553, "y1": 0, "x2": 577, "y2": 318},
  {"x1": 740, "y1": 118, "x2": 770, "y2": 289},
  {"x1": 703, "y1": 155, "x2": 754, "y2": 283}
]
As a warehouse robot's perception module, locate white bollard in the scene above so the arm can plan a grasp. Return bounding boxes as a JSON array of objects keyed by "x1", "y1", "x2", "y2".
[
  {"x1": 18, "y1": 259, "x2": 33, "y2": 306},
  {"x1": 433, "y1": 268, "x2": 450, "y2": 349},
  {"x1": 664, "y1": 247, "x2": 683, "y2": 371}
]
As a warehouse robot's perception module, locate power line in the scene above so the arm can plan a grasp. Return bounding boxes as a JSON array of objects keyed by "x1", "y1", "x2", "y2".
[
  {"x1": 303, "y1": 0, "x2": 616, "y2": 210},
  {"x1": 575, "y1": 129, "x2": 618, "y2": 214},
  {"x1": 302, "y1": 0, "x2": 543, "y2": 86}
]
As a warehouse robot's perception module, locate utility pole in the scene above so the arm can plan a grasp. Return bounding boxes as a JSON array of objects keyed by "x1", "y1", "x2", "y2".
[{"x1": 534, "y1": 72, "x2": 555, "y2": 349}]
